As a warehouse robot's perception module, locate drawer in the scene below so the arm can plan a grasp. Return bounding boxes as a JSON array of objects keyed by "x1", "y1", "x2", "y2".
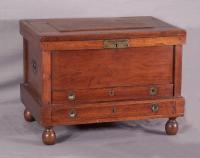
[
  {"x1": 51, "y1": 99, "x2": 182, "y2": 125},
  {"x1": 52, "y1": 84, "x2": 173, "y2": 104},
  {"x1": 52, "y1": 46, "x2": 174, "y2": 90}
]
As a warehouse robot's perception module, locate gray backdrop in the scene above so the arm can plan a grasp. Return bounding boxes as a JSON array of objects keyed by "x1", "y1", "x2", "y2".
[{"x1": 0, "y1": 0, "x2": 200, "y2": 158}]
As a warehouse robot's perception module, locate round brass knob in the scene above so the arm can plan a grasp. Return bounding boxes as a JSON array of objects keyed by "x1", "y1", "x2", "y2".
[
  {"x1": 151, "y1": 104, "x2": 159, "y2": 112},
  {"x1": 149, "y1": 86, "x2": 158, "y2": 96},
  {"x1": 68, "y1": 92, "x2": 76, "y2": 101},
  {"x1": 68, "y1": 110, "x2": 77, "y2": 118}
]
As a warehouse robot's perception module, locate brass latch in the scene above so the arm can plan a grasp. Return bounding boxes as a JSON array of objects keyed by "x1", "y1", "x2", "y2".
[{"x1": 104, "y1": 39, "x2": 129, "y2": 49}]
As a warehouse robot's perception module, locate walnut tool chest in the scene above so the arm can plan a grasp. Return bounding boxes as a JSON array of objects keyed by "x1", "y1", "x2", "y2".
[{"x1": 20, "y1": 16, "x2": 186, "y2": 145}]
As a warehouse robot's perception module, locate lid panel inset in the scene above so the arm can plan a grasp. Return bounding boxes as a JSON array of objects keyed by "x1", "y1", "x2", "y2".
[{"x1": 47, "y1": 17, "x2": 157, "y2": 32}]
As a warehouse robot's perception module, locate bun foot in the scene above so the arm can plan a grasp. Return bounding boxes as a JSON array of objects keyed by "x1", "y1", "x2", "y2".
[
  {"x1": 165, "y1": 118, "x2": 178, "y2": 135},
  {"x1": 42, "y1": 128, "x2": 56, "y2": 145},
  {"x1": 24, "y1": 108, "x2": 35, "y2": 122}
]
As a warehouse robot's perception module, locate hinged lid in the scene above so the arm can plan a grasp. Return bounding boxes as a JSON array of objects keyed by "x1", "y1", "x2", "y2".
[{"x1": 20, "y1": 16, "x2": 186, "y2": 42}]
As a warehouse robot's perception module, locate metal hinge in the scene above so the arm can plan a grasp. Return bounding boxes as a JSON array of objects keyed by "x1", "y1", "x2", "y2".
[{"x1": 104, "y1": 39, "x2": 129, "y2": 49}]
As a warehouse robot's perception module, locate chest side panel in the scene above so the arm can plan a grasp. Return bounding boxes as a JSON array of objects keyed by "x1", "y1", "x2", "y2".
[
  {"x1": 26, "y1": 39, "x2": 42, "y2": 98},
  {"x1": 52, "y1": 46, "x2": 173, "y2": 90}
]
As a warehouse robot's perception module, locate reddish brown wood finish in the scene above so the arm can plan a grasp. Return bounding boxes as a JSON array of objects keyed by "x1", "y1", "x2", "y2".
[
  {"x1": 174, "y1": 45, "x2": 183, "y2": 96},
  {"x1": 41, "y1": 50, "x2": 51, "y2": 105},
  {"x1": 19, "y1": 16, "x2": 186, "y2": 145},
  {"x1": 20, "y1": 84, "x2": 52, "y2": 127},
  {"x1": 24, "y1": 108, "x2": 35, "y2": 122},
  {"x1": 24, "y1": 37, "x2": 42, "y2": 98},
  {"x1": 165, "y1": 118, "x2": 179, "y2": 135},
  {"x1": 23, "y1": 38, "x2": 28, "y2": 83},
  {"x1": 20, "y1": 84, "x2": 41, "y2": 123},
  {"x1": 40, "y1": 36, "x2": 185, "y2": 51},
  {"x1": 51, "y1": 97, "x2": 184, "y2": 125},
  {"x1": 42, "y1": 128, "x2": 56, "y2": 145},
  {"x1": 52, "y1": 46, "x2": 173, "y2": 89},
  {"x1": 20, "y1": 16, "x2": 186, "y2": 42},
  {"x1": 52, "y1": 84, "x2": 174, "y2": 104},
  {"x1": 21, "y1": 85, "x2": 185, "y2": 128}
]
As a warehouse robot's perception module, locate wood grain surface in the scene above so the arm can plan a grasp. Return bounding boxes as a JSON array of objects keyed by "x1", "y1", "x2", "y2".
[
  {"x1": 20, "y1": 16, "x2": 186, "y2": 42},
  {"x1": 52, "y1": 46, "x2": 173, "y2": 89},
  {"x1": 52, "y1": 84, "x2": 174, "y2": 104}
]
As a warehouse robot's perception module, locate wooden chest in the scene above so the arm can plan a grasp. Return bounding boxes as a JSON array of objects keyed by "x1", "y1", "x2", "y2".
[{"x1": 20, "y1": 16, "x2": 186, "y2": 145}]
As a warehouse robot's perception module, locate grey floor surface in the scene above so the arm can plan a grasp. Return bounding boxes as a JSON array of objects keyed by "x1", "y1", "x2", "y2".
[{"x1": 0, "y1": 20, "x2": 200, "y2": 158}]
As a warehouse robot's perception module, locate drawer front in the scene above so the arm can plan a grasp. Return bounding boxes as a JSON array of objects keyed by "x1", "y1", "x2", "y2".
[
  {"x1": 52, "y1": 46, "x2": 173, "y2": 90},
  {"x1": 51, "y1": 99, "x2": 182, "y2": 125},
  {"x1": 52, "y1": 84, "x2": 173, "y2": 104}
]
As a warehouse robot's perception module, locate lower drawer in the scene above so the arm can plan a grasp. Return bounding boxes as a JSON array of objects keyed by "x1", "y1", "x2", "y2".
[
  {"x1": 52, "y1": 84, "x2": 173, "y2": 104},
  {"x1": 51, "y1": 98, "x2": 184, "y2": 125}
]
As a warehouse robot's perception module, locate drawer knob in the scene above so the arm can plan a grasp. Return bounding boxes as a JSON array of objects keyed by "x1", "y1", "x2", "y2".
[
  {"x1": 150, "y1": 86, "x2": 158, "y2": 96},
  {"x1": 68, "y1": 92, "x2": 76, "y2": 101},
  {"x1": 68, "y1": 110, "x2": 77, "y2": 118},
  {"x1": 151, "y1": 104, "x2": 159, "y2": 112}
]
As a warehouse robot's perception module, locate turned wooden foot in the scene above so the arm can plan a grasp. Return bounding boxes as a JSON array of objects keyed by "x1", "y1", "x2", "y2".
[
  {"x1": 42, "y1": 128, "x2": 56, "y2": 145},
  {"x1": 165, "y1": 118, "x2": 178, "y2": 135},
  {"x1": 24, "y1": 108, "x2": 35, "y2": 122}
]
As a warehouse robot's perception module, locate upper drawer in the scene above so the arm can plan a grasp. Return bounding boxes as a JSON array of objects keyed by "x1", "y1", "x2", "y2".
[
  {"x1": 52, "y1": 46, "x2": 173, "y2": 90},
  {"x1": 52, "y1": 84, "x2": 173, "y2": 104}
]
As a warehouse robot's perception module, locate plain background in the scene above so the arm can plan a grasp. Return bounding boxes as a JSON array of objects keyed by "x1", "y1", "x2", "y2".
[{"x1": 0, "y1": 0, "x2": 200, "y2": 158}]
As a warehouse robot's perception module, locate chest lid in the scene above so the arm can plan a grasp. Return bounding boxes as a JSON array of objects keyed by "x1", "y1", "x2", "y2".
[{"x1": 20, "y1": 16, "x2": 186, "y2": 42}]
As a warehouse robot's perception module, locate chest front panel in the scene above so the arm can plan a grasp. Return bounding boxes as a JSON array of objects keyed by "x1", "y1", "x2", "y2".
[{"x1": 51, "y1": 46, "x2": 174, "y2": 104}]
